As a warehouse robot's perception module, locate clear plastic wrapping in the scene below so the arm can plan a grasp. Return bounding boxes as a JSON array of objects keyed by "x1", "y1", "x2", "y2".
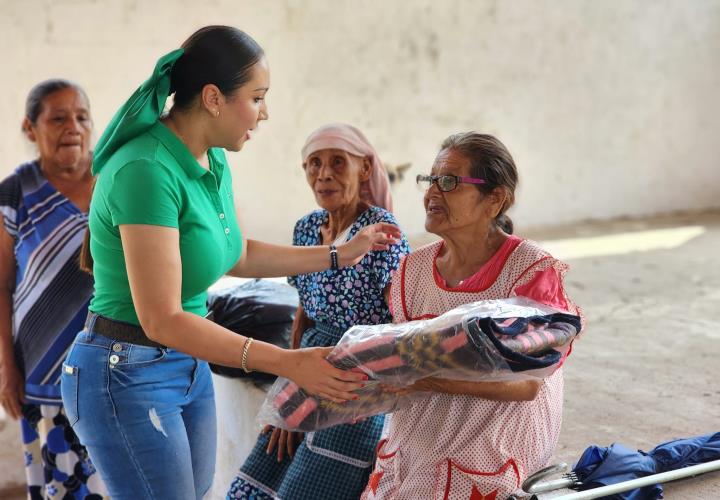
[{"x1": 258, "y1": 297, "x2": 581, "y2": 432}]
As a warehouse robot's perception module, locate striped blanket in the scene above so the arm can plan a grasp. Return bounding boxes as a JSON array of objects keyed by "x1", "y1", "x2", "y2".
[{"x1": 259, "y1": 297, "x2": 581, "y2": 432}]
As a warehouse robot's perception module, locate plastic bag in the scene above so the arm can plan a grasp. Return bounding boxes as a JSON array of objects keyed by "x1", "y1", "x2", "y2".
[
  {"x1": 207, "y1": 279, "x2": 298, "y2": 385},
  {"x1": 258, "y1": 297, "x2": 581, "y2": 431}
]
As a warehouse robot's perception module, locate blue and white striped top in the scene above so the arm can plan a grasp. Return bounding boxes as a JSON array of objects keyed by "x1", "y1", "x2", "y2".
[{"x1": 0, "y1": 161, "x2": 93, "y2": 405}]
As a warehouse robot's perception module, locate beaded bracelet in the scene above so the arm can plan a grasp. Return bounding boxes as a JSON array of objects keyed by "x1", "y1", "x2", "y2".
[
  {"x1": 241, "y1": 337, "x2": 254, "y2": 373},
  {"x1": 329, "y1": 244, "x2": 339, "y2": 270}
]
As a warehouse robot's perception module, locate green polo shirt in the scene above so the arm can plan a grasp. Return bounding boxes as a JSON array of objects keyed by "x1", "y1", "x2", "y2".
[{"x1": 88, "y1": 121, "x2": 243, "y2": 325}]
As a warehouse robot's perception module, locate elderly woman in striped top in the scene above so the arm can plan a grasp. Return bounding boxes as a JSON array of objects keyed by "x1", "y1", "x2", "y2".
[{"x1": 0, "y1": 80, "x2": 107, "y2": 499}]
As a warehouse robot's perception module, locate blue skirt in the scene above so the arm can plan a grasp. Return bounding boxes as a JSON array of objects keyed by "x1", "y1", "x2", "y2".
[{"x1": 227, "y1": 323, "x2": 384, "y2": 500}]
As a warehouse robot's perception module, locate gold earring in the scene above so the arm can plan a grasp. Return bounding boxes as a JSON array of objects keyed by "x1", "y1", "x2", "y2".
[{"x1": 215, "y1": 111, "x2": 219, "y2": 117}]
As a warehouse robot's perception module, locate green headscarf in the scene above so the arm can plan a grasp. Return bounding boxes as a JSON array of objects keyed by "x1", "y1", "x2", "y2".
[{"x1": 92, "y1": 48, "x2": 184, "y2": 175}]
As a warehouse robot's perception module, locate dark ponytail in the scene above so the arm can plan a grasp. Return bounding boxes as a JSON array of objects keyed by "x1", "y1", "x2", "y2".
[
  {"x1": 79, "y1": 222, "x2": 94, "y2": 274},
  {"x1": 439, "y1": 132, "x2": 518, "y2": 234},
  {"x1": 78, "y1": 174, "x2": 95, "y2": 274},
  {"x1": 170, "y1": 26, "x2": 264, "y2": 110},
  {"x1": 494, "y1": 214, "x2": 514, "y2": 235}
]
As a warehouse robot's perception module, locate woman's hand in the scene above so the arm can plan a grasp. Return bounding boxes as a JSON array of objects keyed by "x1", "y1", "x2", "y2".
[
  {"x1": 0, "y1": 360, "x2": 25, "y2": 420},
  {"x1": 339, "y1": 223, "x2": 401, "y2": 267},
  {"x1": 282, "y1": 347, "x2": 367, "y2": 403},
  {"x1": 263, "y1": 425, "x2": 304, "y2": 462}
]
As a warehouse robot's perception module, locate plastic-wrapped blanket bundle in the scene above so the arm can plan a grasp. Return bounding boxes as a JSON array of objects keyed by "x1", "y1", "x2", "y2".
[{"x1": 258, "y1": 297, "x2": 582, "y2": 432}]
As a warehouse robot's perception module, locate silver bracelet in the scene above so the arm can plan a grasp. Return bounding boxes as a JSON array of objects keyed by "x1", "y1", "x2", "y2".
[{"x1": 241, "y1": 337, "x2": 254, "y2": 373}]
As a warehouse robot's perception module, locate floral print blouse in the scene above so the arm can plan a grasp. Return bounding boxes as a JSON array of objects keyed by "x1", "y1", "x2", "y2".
[{"x1": 288, "y1": 206, "x2": 410, "y2": 330}]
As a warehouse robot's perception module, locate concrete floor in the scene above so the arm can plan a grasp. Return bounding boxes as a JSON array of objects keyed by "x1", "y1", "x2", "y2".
[
  {"x1": 1, "y1": 211, "x2": 719, "y2": 498},
  {"x1": 532, "y1": 211, "x2": 720, "y2": 498}
]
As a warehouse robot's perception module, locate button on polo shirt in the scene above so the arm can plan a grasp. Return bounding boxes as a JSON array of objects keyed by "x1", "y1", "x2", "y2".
[{"x1": 89, "y1": 121, "x2": 242, "y2": 325}]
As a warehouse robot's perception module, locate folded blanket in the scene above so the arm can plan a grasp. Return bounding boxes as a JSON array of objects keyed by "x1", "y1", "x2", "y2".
[{"x1": 259, "y1": 297, "x2": 582, "y2": 432}]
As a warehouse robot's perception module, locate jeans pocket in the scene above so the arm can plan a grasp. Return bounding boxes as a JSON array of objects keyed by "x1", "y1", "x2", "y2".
[
  {"x1": 60, "y1": 363, "x2": 80, "y2": 426},
  {"x1": 110, "y1": 344, "x2": 167, "y2": 370}
]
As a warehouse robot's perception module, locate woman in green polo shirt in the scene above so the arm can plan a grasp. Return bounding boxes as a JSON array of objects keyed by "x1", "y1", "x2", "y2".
[{"x1": 60, "y1": 26, "x2": 400, "y2": 499}]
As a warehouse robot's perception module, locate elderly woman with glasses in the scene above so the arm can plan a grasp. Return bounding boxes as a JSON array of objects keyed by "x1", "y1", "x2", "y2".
[
  {"x1": 361, "y1": 132, "x2": 583, "y2": 500},
  {"x1": 228, "y1": 123, "x2": 410, "y2": 500}
]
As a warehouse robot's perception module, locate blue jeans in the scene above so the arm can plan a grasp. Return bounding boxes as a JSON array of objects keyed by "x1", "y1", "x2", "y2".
[{"x1": 60, "y1": 319, "x2": 216, "y2": 499}]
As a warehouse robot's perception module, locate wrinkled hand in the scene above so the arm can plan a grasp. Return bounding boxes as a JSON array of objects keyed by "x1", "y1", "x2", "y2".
[
  {"x1": 263, "y1": 425, "x2": 304, "y2": 462},
  {"x1": 284, "y1": 347, "x2": 367, "y2": 403},
  {"x1": 0, "y1": 361, "x2": 25, "y2": 420},
  {"x1": 340, "y1": 223, "x2": 401, "y2": 267}
]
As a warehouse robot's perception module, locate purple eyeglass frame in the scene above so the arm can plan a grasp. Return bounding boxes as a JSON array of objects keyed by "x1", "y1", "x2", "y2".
[{"x1": 416, "y1": 174, "x2": 486, "y2": 192}]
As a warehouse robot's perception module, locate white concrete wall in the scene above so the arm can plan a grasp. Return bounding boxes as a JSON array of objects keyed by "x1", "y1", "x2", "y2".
[{"x1": 2, "y1": 0, "x2": 719, "y2": 243}]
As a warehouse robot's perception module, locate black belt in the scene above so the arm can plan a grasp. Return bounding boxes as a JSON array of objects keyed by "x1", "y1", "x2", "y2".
[{"x1": 85, "y1": 313, "x2": 166, "y2": 349}]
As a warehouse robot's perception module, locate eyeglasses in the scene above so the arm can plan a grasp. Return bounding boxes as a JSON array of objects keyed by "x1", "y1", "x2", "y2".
[{"x1": 416, "y1": 174, "x2": 486, "y2": 192}]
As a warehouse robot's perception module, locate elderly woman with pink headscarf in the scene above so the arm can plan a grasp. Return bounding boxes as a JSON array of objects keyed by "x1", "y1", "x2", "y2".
[{"x1": 227, "y1": 124, "x2": 410, "y2": 500}]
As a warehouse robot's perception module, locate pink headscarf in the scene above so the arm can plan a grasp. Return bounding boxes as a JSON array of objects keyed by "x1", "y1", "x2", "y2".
[{"x1": 301, "y1": 123, "x2": 393, "y2": 212}]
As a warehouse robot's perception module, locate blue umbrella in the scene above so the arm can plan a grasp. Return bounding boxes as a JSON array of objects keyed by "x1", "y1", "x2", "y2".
[{"x1": 572, "y1": 432, "x2": 720, "y2": 499}]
